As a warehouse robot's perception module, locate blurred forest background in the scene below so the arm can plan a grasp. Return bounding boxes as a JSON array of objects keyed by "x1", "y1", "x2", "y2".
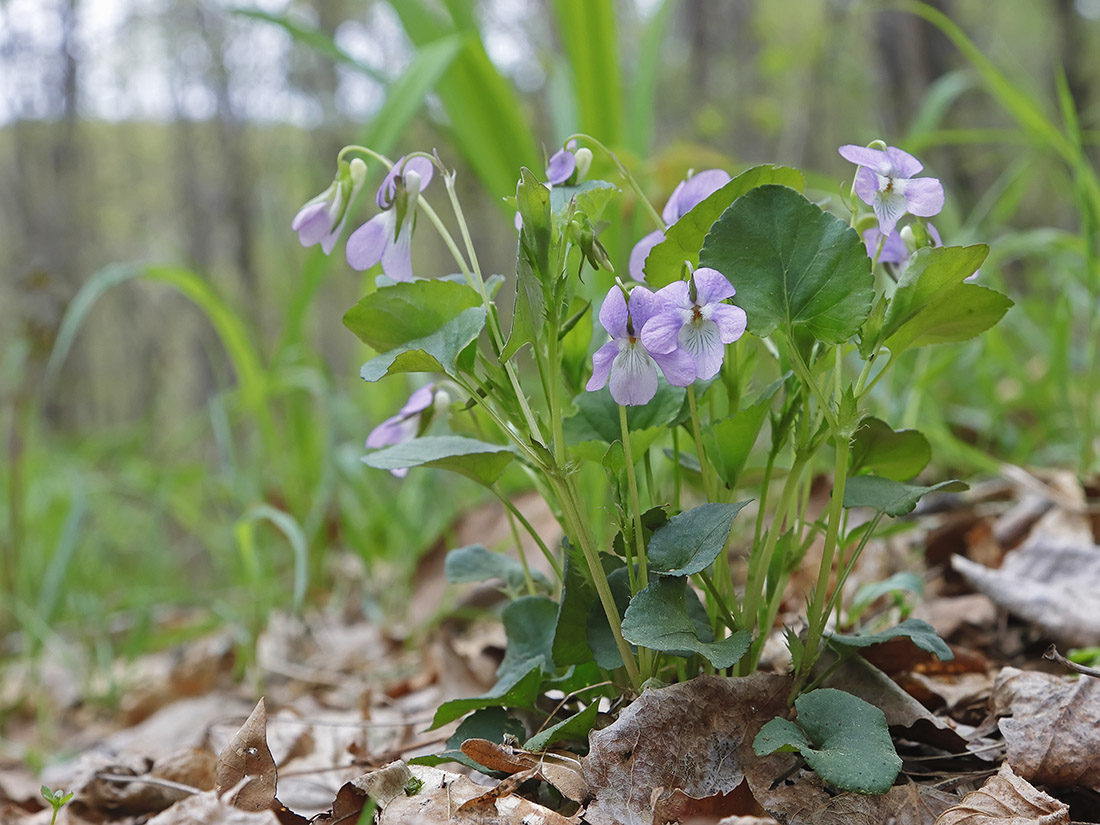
[{"x1": 1, "y1": 0, "x2": 1098, "y2": 684}]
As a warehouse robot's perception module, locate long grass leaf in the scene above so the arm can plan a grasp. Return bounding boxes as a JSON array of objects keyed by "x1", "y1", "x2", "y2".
[
  {"x1": 231, "y1": 8, "x2": 387, "y2": 82},
  {"x1": 238, "y1": 504, "x2": 310, "y2": 612},
  {"x1": 386, "y1": 0, "x2": 538, "y2": 201},
  {"x1": 36, "y1": 473, "x2": 87, "y2": 622},
  {"x1": 625, "y1": 0, "x2": 677, "y2": 155},
  {"x1": 552, "y1": 0, "x2": 622, "y2": 144}
]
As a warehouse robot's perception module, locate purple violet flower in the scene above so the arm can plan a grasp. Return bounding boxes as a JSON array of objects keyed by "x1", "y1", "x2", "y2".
[
  {"x1": 346, "y1": 155, "x2": 435, "y2": 282},
  {"x1": 629, "y1": 169, "x2": 731, "y2": 282},
  {"x1": 292, "y1": 158, "x2": 367, "y2": 254},
  {"x1": 838, "y1": 144, "x2": 944, "y2": 237},
  {"x1": 641, "y1": 268, "x2": 747, "y2": 381},
  {"x1": 863, "y1": 223, "x2": 943, "y2": 267},
  {"x1": 587, "y1": 285, "x2": 695, "y2": 406},
  {"x1": 545, "y1": 140, "x2": 578, "y2": 186},
  {"x1": 365, "y1": 383, "x2": 439, "y2": 478}
]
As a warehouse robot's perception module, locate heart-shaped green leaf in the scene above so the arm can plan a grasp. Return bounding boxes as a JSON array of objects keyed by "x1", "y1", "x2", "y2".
[
  {"x1": 828, "y1": 618, "x2": 953, "y2": 662},
  {"x1": 753, "y1": 688, "x2": 901, "y2": 794},
  {"x1": 621, "y1": 577, "x2": 750, "y2": 668},
  {"x1": 363, "y1": 435, "x2": 513, "y2": 487},
  {"x1": 700, "y1": 185, "x2": 873, "y2": 343},
  {"x1": 647, "y1": 501, "x2": 751, "y2": 577},
  {"x1": 848, "y1": 417, "x2": 931, "y2": 481},
  {"x1": 843, "y1": 475, "x2": 968, "y2": 517},
  {"x1": 524, "y1": 701, "x2": 600, "y2": 751},
  {"x1": 644, "y1": 165, "x2": 806, "y2": 287}
]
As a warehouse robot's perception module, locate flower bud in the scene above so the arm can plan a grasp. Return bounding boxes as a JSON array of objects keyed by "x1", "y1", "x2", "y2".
[{"x1": 573, "y1": 147, "x2": 593, "y2": 182}]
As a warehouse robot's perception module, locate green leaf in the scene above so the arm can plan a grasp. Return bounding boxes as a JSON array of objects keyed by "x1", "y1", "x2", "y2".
[
  {"x1": 344, "y1": 280, "x2": 486, "y2": 380},
  {"x1": 829, "y1": 618, "x2": 953, "y2": 662},
  {"x1": 621, "y1": 577, "x2": 750, "y2": 668},
  {"x1": 445, "y1": 544, "x2": 551, "y2": 593},
  {"x1": 848, "y1": 572, "x2": 925, "y2": 622},
  {"x1": 586, "y1": 564, "x2": 633, "y2": 669},
  {"x1": 753, "y1": 689, "x2": 901, "y2": 794},
  {"x1": 497, "y1": 596, "x2": 559, "y2": 687},
  {"x1": 430, "y1": 667, "x2": 543, "y2": 729},
  {"x1": 564, "y1": 381, "x2": 685, "y2": 445},
  {"x1": 700, "y1": 185, "x2": 873, "y2": 343},
  {"x1": 550, "y1": 180, "x2": 618, "y2": 222},
  {"x1": 702, "y1": 387, "x2": 778, "y2": 488},
  {"x1": 363, "y1": 436, "x2": 513, "y2": 487},
  {"x1": 524, "y1": 701, "x2": 600, "y2": 751},
  {"x1": 553, "y1": 548, "x2": 602, "y2": 667},
  {"x1": 646, "y1": 502, "x2": 751, "y2": 577},
  {"x1": 882, "y1": 245, "x2": 1012, "y2": 354},
  {"x1": 848, "y1": 417, "x2": 931, "y2": 481},
  {"x1": 646, "y1": 166, "x2": 806, "y2": 287},
  {"x1": 413, "y1": 707, "x2": 526, "y2": 769},
  {"x1": 843, "y1": 475, "x2": 968, "y2": 517},
  {"x1": 505, "y1": 170, "x2": 553, "y2": 361}
]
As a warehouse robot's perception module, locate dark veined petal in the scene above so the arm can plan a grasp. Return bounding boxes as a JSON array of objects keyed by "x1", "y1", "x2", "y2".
[
  {"x1": 678, "y1": 318, "x2": 725, "y2": 380},
  {"x1": 609, "y1": 345, "x2": 659, "y2": 405},
  {"x1": 872, "y1": 187, "x2": 909, "y2": 236},
  {"x1": 381, "y1": 216, "x2": 416, "y2": 282}
]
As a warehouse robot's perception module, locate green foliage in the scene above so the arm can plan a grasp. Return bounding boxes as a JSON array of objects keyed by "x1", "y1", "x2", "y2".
[
  {"x1": 700, "y1": 185, "x2": 874, "y2": 343},
  {"x1": 412, "y1": 707, "x2": 525, "y2": 769},
  {"x1": 753, "y1": 689, "x2": 902, "y2": 794},
  {"x1": 645, "y1": 502, "x2": 750, "y2": 577},
  {"x1": 362, "y1": 436, "x2": 513, "y2": 487},
  {"x1": 848, "y1": 417, "x2": 931, "y2": 482},
  {"x1": 645, "y1": 165, "x2": 806, "y2": 288},
  {"x1": 445, "y1": 544, "x2": 551, "y2": 594},
  {"x1": 524, "y1": 701, "x2": 600, "y2": 751},
  {"x1": 621, "y1": 577, "x2": 751, "y2": 668},
  {"x1": 843, "y1": 476, "x2": 968, "y2": 517},
  {"x1": 828, "y1": 618, "x2": 953, "y2": 662}
]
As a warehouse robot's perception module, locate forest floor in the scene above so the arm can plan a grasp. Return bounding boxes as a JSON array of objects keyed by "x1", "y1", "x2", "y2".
[{"x1": 2, "y1": 468, "x2": 1100, "y2": 825}]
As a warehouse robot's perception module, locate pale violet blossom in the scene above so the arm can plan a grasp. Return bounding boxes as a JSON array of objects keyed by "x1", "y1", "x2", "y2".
[
  {"x1": 839, "y1": 144, "x2": 944, "y2": 236},
  {"x1": 642, "y1": 268, "x2": 746, "y2": 381},
  {"x1": 346, "y1": 155, "x2": 435, "y2": 282},
  {"x1": 291, "y1": 158, "x2": 367, "y2": 254}
]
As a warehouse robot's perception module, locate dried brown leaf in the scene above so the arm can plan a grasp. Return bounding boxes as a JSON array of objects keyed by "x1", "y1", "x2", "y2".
[
  {"x1": 992, "y1": 668, "x2": 1100, "y2": 791},
  {"x1": 952, "y1": 536, "x2": 1100, "y2": 647},
  {"x1": 582, "y1": 674, "x2": 789, "y2": 825},
  {"x1": 216, "y1": 699, "x2": 278, "y2": 812},
  {"x1": 145, "y1": 790, "x2": 282, "y2": 824},
  {"x1": 933, "y1": 763, "x2": 1070, "y2": 824}
]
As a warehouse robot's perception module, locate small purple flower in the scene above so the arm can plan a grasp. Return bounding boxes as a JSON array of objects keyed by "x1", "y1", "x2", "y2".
[
  {"x1": 641, "y1": 268, "x2": 747, "y2": 381},
  {"x1": 346, "y1": 155, "x2": 435, "y2": 282},
  {"x1": 366, "y1": 383, "x2": 440, "y2": 477},
  {"x1": 838, "y1": 144, "x2": 944, "y2": 237},
  {"x1": 861, "y1": 228, "x2": 910, "y2": 265},
  {"x1": 587, "y1": 286, "x2": 695, "y2": 406},
  {"x1": 546, "y1": 140, "x2": 577, "y2": 186},
  {"x1": 629, "y1": 169, "x2": 731, "y2": 282},
  {"x1": 292, "y1": 158, "x2": 367, "y2": 254}
]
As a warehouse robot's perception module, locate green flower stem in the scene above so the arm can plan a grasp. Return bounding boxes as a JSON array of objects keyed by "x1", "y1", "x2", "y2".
[
  {"x1": 787, "y1": 342, "x2": 840, "y2": 434},
  {"x1": 490, "y1": 485, "x2": 563, "y2": 584},
  {"x1": 546, "y1": 319, "x2": 568, "y2": 468},
  {"x1": 697, "y1": 570, "x2": 739, "y2": 632},
  {"x1": 671, "y1": 428, "x2": 682, "y2": 512},
  {"x1": 619, "y1": 404, "x2": 649, "y2": 592},
  {"x1": 796, "y1": 436, "x2": 852, "y2": 693},
  {"x1": 550, "y1": 471, "x2": 642, "y2": 689},
  {"x1": 686, "y1": 385, "x2": 718, "y2": 501},
  {"x1": 824, "y1": 510, "x2": 884, "y2": 626},
  {"x1": 739, "y1": 452, "x2": 809, "y2": 672},
  {"x1": 566, "y1": 133, "x2": 666, "y2": 232}
]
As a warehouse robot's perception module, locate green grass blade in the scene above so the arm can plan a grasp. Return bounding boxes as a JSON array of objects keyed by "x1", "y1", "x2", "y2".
[
  {"x1": 625, "y1": 0, "x2": 678, "y2": 155},
  {"x1": 231, "y1": 8, "x2": 387, "y2": 82},
  {"x1": 238, "y1": 504, "x2": 310, "y2": 612},
  {"x1": 36, "y1": 473, "x2": 87, "y2": 623},
  {"x1": 385, "y1": 0, "x2": 539, "y2": 200},
  {"x1": 552, "y1": 0, "x2": 622, "y2": 144}
]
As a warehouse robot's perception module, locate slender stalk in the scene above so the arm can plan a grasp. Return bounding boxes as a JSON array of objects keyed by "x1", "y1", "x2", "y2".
[
  {"x1": 795, "y1": 437, "x2": 852, "y2": 694},
  {"x1": 619, "y1": 405, "x2": 649, "y2": 592},
  {"x1": 551, "y1": 472, "x2": 642, "y2": 688},
  {"x1": 697, "y1": 571, "x2": 738, "y2": 632},
  {"x1": 686, "y1": 385, "x2": 717, "y2": 500},
  {"x1": 566, "y1": 133, "x2": 665, "y2": 231},
  {"x1": 787, "y1": 343, "x2": 839, "y2": 433},
  {"x1": 490, "y1": 485, "x2": 562, "y2": 584}
]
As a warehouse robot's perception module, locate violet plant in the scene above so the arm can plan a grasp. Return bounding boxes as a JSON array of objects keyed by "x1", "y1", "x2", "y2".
[{"x1": 295, "y1": 137, "x2": 1011, "y2": 792}]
